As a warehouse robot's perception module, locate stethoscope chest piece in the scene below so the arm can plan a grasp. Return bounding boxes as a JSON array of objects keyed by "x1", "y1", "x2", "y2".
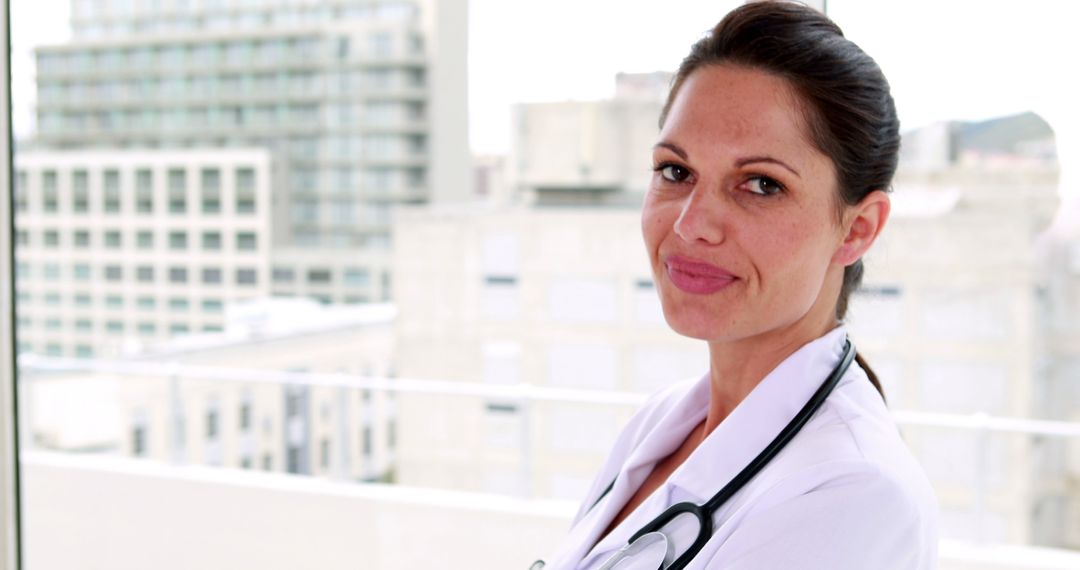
[{"x1": 597, "y1": 531, "x2": 671, "y2": 570}]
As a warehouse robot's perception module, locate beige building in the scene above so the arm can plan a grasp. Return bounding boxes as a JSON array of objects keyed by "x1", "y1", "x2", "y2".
[
  {"x1": 392, "y1": 206, "x2": 708, "y2": 499},
  {"x1": 508, "y1": 73, "x2": 667, "y2": 208}
]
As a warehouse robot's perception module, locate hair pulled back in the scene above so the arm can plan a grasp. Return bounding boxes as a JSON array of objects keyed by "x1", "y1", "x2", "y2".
[{"x1": 661, "y1": 1, "x2": 898, "y2": 399}]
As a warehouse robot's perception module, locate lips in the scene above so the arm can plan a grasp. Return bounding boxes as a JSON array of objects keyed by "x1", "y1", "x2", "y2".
[{"x1": 665, "y1": 255, "x2": 738, "y2": 295}]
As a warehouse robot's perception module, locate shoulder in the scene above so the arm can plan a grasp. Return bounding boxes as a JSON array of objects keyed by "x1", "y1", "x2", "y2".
[
  {"x1": 708, "y1": 459, "x2": 939, "y2": 569},
  {"x1": 724, "y1": 363, "x2": 939, "y2": 562}
]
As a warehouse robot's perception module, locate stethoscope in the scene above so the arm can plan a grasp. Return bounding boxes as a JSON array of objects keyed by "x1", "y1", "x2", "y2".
[{"x1": 531, "y1": 339, "x2": 856, "y2": 570}]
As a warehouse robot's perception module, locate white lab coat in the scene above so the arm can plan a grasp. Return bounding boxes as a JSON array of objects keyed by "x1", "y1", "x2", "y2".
[{"x1": 542, "y1": 327, "x2": 939, "y2": 569}]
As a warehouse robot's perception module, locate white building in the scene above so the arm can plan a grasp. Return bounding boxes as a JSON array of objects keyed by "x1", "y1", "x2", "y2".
[
  {"x1": 14, "y1": 148, "x2": 273, "y2": 359},
  {"x1": 23, "y1": 298, "x2": 398, "y2": 481}
]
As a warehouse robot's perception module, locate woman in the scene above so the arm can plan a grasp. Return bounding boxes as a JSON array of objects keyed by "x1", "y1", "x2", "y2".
[{"x1": 535, "y1": 2, "x2": 938, "y2": 569}]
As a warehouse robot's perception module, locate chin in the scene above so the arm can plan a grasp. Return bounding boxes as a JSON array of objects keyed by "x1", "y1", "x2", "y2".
[{"x1": 661, "y1": 305, "x2": 739, "y2": 342}]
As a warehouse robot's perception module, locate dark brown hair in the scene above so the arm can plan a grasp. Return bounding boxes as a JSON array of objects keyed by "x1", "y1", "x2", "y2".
[{"x1": 660, "y1": 1, "x2": 897, "y2": 400}]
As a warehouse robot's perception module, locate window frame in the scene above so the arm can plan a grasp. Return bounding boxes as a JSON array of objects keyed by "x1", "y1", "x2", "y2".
[{"x1": 1, "y1": 3, "x2": 24, "y2": 567}]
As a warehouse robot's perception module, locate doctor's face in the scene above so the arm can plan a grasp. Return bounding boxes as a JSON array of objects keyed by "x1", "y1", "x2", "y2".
[{"x1": 642, "y1": 64, "x2": 847, "y2": 344}]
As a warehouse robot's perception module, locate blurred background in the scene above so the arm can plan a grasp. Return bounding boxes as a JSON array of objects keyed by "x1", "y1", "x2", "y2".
[{"x1": 6, "y1": 0, "x2": 1080, "y2": 568}]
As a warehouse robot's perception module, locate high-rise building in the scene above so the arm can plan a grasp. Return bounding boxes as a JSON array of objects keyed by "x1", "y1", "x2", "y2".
[{"x1": 32, "y1": 0, "x2": 469, "y2": 306}]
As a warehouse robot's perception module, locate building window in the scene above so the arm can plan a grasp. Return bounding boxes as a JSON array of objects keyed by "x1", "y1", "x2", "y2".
[
  {"x1": 106, "y1": 321, "x2": 124, "y2": 334},
  {"x1": 15, "y1": 230, "x2": 28, "y2": 246},
  {"x1": 201, "y1": 268, "x2": 222, "y2": 284},
  {"x1": 272, "y1": 267, "x2": 295, "y2": 283},
  {"x1": 169, "y1": 231, "x2": 187, "y2": 250},
  {"x1": 104, "y1": 265, "x2": 123, "y2": 281},
  {"x1": 136, "y1": 169, "x2": 154, "y2": 213},
  {"x1": 236, "y1": 232, "x2": 257, "y2": 251},
  {"x1": 105, "y1": 230, "x2": 122, "y2": 248},
  {"x1": 44, "y1": 230, "x2": 60, "y2": 248},
  {"x1": 362, "y1": 426, "x2": 372, "y2": 456},
  {"x1": 44, "y1": 318, "x2": 61, "y2": 330},
  {"x1": 169, "y1": 267, "x2": 188, "y2": 283},
  {"x1": 137, "y1": 322, "x2": 156, "y2": 335},
  {"x1": 201, "y1": 299, "x2": 223, "y2": 313},
  {"x1": 73, "y1": 263, "x2": 91, "y2": 281},
  {"x1": 75, "y1": 345, "x2": 94, "y2": 359},
  {"x1": 73, "y1": 170, "x2": 89, "y2": 212},
  {"x1": 343, "y1": 268, "x2": 369, "y2": 287},
  {"x1": 43, "y1": 264, "x2": 61, "y2": 281},
  {"x1": 307, "y1": 268, "x2": 332, "y2": 285},
  {"x1": 103, "y1": 169, "x2": 121, "y2": 212},
  {"x1": 44, "y1": 292, "x2": 61, "y2": 306},
  {"x1": 137, "y1": 296, "x2": 156, "y2": 310},
  {"x1": 74, "y1": 230, "x2": 90, "y2": 248},
  {"x1": 137, "y1": 230, "x2": 154, "y2": 249},
  {"x1": 169, "y1": 298, "x2": 189, "y2": 312},
  {"x1": 236, "y1": 268, "x2": 257, "y2": 286},
  {"x1": 74, "y1": 293, "x2": 91, "y2": 307},
  {"x1": 42, "y1": 170, "x2": 58, "y2": 212},
  {"x1": 168, "y1": 168, "x2": 187, "y2": 213},
  {"x1": 136, "y1": 266, "x2": 154, "y2": 282},
  {"x1": 170, "y1": 323, "x2": 190, "y2": 335},
  {"x1": 132, "y1": 425, "x2": 147, "y2": 457},
  {"x1": 201, "y1": 168, "x2": 221, "y2": 213},
  {"x1": 105, "y1": 295, "x2": 123, "y2": 309},
  {"x1": 206, "y1": 407, "x2": 219, "y2": 439},
  {"x1": 320, "y1": 438, "x2": 331, "y2": 469},
  {"x1": 236, "y1": 167, "x2": 256, "y2": 213},
  {"x1": 201, "y1": 231, "x2": 221, "y2": 251},
  {"x1": 75, "y1": 319, "x2": 92, "y2": 332},
  {"x1": 15, "y1": 170, "x2": 27, "y2": 211}
]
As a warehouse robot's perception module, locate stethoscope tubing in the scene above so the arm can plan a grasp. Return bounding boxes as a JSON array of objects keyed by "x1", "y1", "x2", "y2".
[{"x1": 626, "y1": 339, "x2": 857, "y2": 570}]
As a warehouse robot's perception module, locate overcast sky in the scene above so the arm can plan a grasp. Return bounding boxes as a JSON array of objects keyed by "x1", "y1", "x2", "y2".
[{"x1": 13, "y1": 0, "x2": 1080, "y2": 156}]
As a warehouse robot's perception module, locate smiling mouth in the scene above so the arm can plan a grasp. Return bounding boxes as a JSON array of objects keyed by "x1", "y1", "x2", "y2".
[{"x1": 665, "y1": 256, "x2": 738, "y2": 295}]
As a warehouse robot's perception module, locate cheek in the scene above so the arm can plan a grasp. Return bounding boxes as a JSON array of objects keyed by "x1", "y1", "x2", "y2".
[
  {"x1": 755, "y1": 218, "x2": 836, "y2": 282},
  {"x1": 640, "y1": 196, "x2": 671, "y2": 252}
]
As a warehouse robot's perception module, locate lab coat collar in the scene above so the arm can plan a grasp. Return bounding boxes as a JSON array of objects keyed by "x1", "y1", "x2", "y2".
[
  {"x1": 583, "y1": 326, "x2": 849, "y2": 563},
  {"x1": 669, "y1": 325, "x2": 850, "y2": 502}
]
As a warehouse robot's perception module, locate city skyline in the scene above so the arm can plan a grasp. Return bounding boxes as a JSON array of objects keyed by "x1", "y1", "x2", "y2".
[{"x1": 13, "y1": 0, "x2": 1079, "y2": 158}]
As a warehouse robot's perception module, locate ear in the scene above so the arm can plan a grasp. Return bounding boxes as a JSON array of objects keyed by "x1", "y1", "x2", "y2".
[{"x1": 832, "y1": 190, "x2": 890, "y2": 266}]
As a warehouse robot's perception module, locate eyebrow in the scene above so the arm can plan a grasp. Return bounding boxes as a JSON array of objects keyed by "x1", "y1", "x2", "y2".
[
  {"x1": 736, "y1": 156, "x2": 802, "y2": 179},
  {"x1": 654, "y1": 141, "x2": 802, "y2": 179}
]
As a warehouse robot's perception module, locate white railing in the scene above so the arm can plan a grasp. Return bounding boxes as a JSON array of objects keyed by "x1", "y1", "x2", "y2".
[{"x1": 16, "y1": 355, "x2": 1080, "y2": 564}]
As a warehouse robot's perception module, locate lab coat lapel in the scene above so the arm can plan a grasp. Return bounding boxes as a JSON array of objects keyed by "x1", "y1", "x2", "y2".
[
  {"x1": 667, "y1": 327, "x2": 849, "y2": 510},
  {"x1": 576, "y1": 375, "x2": 711, "y2": 565}
]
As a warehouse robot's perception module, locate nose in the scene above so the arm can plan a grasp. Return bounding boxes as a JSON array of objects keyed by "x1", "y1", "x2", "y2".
[{"x1": 673, "y1": 187, "x2": 725, "y2": 245}]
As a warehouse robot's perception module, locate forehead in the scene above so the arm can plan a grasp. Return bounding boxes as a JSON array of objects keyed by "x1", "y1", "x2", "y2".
[{"x1": 661, "y1": 64, "x2": 820, "y2": 162}]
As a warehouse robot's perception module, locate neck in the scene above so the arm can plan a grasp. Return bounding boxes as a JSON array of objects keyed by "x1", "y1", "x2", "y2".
[{"x1": 703, "y1": 314, "x2": 838, "y2": 435}]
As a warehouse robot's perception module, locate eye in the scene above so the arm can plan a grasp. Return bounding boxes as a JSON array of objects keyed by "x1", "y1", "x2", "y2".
[
  {"x1": 655, "y1": 163, "x2": 692, "y2": 183},
  {"x1": 745, "y1": 175, "x2": 784, "y2": 196}
]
